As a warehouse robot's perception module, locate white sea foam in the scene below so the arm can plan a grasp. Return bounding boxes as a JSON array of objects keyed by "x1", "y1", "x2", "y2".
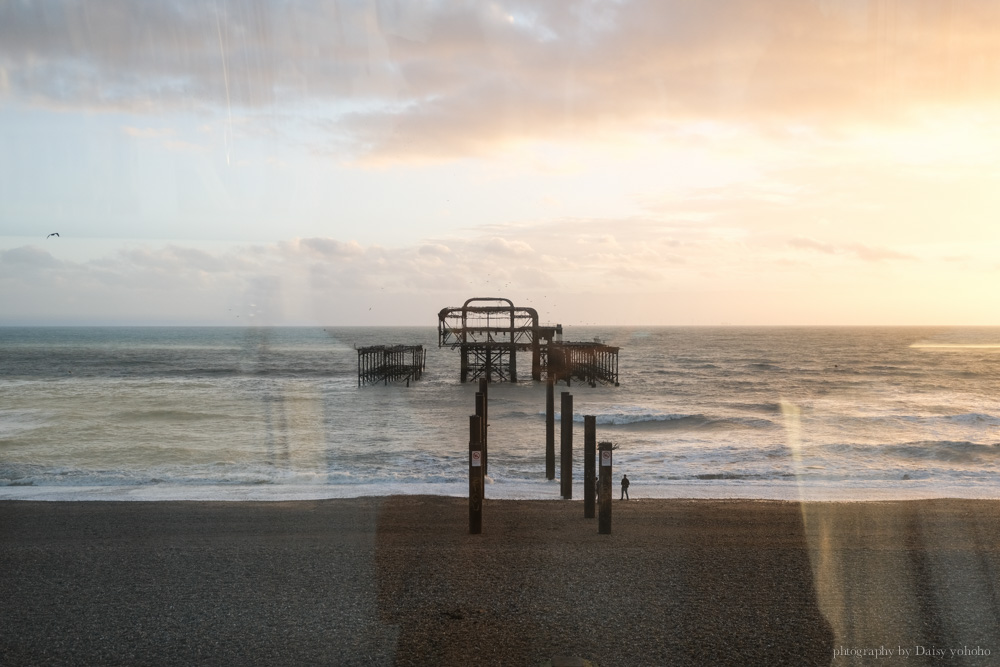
[
  {"x1": 0, "y1": 408, "x2": 49, "y2": 437},
  {"x1": 549, "y1": 406, "x2": 694, "y2": 425},
  {"x1": 2, "y1": 479, "x2": 999, "y2": 502}
]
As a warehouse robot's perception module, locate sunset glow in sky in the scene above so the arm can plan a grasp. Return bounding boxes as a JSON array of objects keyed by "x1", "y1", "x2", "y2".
[{"x1": 2, "y1": 0, "x2": 1000, "y2": 325}]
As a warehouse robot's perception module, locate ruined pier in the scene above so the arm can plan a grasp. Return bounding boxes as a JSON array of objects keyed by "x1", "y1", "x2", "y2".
[
  {"x1": 549, "y1": 341, "x2": 620, "y2": 387},
  {"x1": 438, "y1": 297, "x2": 560, "y2": 383},
  {"x1": 357, "y1": 345, "x2": 426, "y2": 386},
  {"x1": 438, "y1": 297, "x2": 619, "y2": 385}
]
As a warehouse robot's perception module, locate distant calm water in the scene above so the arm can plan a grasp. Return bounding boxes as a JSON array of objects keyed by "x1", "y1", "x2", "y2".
[{"x1": 2, "y1": 326, "x2": 999, "y2": 501}]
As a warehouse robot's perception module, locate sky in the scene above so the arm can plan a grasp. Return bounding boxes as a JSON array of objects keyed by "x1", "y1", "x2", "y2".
[{"x1": 2, "y1": 0, "x2": 1000, "y2": 326}]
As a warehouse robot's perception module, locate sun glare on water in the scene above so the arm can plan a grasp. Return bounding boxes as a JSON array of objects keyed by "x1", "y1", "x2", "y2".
[{"x1": 910, "y1": 344, "x2": 1000, "y2": 349}]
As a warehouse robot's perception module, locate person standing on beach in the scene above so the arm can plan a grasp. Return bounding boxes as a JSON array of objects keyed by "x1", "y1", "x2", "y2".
[{"x1": 620, "y1": 474, "x2": 630, "y2": 500}]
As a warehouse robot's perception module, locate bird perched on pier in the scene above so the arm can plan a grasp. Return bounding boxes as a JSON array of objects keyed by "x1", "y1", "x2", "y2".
[{"x1": 46, "y1": 232, "x2": 60, "y2": 238}]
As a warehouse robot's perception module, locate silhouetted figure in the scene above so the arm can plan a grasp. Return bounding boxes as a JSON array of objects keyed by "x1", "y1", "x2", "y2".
[
  {"x1": 620, "y1": 474, "x2": 630, "y2": 500},
  {"x1": 46, "y1": 233, "x2": 60, "y2": 238}
]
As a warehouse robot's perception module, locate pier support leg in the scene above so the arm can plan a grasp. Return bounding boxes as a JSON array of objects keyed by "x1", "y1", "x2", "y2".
[
  {"x1": 478, "y1": 378, "x2": 488, "y2": 477},
  {"x1": 599, "y1": 442, "x2": 612, "y2": 534},
  {"x1": 469, "y1": 415, "x2": 483, "y2": 534},
  {"x1": 545, "y1": 379, "x2": 555, "y2": 480},
  {"x1": 584, "y1": 416, "x2": 596, "y2": 518},
  {"x1": 560, "y1": 392, "x2": 573, "y2": 499},
  {"x1": 476, "y1": 391, "x2": 486, "y2": 490}
]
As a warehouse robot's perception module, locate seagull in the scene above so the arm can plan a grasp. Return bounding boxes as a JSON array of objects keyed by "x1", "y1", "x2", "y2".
[{"x1": 46, "y1": 233, "x2": 60, "y2": 238}]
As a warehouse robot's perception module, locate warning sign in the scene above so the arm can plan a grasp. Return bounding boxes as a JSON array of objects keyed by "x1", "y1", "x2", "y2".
[
  {"x1": 471, "y1": 451, "x2": 482, "y2": 467},
  {"x1": 601, "y1": 451, "x2": 612, "y2": 467}
]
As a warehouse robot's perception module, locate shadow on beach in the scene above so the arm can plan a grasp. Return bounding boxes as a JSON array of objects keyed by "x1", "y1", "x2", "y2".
[{"x1": 375, "y1": 496, "x2": 834, "y2": 666}]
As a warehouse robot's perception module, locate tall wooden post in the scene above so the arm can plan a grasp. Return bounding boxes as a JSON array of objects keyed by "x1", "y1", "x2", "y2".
[
  {"x1": 560, "y1": 392, "x2": 573, "y2": 499},
  {"x1": 531, "y1": 336, "x2": 541, "y2": 381},
  {"x1": 478, "y1": 378, "x2": 488, "y2": 477},
  {"x1": 598, "y1": 442, "x2": 612, "y2": 534},
  {"x1": 584, "y1": 416, "x2": 596, "y2": 518},
  {"x1": 469, "y1": 415, "x2": 483, "y2": 534},
  {"x1": 475, "y1": 391, "x2": 486, "y2": 488},
  {"x1": 545, "y1": 379, "x2": 555, "y2": 480}
]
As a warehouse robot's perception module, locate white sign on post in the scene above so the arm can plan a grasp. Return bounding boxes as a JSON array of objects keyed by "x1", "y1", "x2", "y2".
[
  {"x1": 471, "y1": 451, "x2": 482, "y2": 467},
  {"x1": 601, "y1": 451, "x2": 612, "y2": 467}
]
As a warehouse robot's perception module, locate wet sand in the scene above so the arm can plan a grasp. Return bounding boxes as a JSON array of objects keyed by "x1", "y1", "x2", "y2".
[{"x1": 2, "y1": 497, "x2": 999, "y2": 666}]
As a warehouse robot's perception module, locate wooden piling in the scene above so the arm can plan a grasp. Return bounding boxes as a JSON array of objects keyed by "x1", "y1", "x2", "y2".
[
  {"x1": 475, "y1": 391, "x2": 486, "y2": 487},
  {"x1": 560, "y1": 392, "x2": 573, "y2": 499},
  {"x1": 584, "y1": 416, "x2": 596, "y2": 518},
  {"x1": 598, "y1": 442, "x2": 612, "y2": 534},
  {"x1": 479, "y1": 378, "x2": 489, "y2": 477},
  {"x1": 469, "y1": 415, "x2": 483, "y2": 534},
  {"x1": 545, "y1": 379, "x2": 555, "y2": 480}
]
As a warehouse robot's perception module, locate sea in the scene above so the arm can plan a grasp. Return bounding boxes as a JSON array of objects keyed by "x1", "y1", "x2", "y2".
[{"x1": 2, "y1": 326, "x2": 999, "y2": 501}]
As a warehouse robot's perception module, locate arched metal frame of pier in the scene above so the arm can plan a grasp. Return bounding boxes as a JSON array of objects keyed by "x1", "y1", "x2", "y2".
[
  {"x1": 438, "y1": 297, "x2": 557, "y2": 382},
  {"x1": 437, "y1": 297, "x2": 619, "y2": 385}
]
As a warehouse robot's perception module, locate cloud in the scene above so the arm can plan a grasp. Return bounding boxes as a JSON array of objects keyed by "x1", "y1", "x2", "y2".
[
  {"x1": 1, "y1": 218, "x2": 666, "y2": 321},
  {"x1": 485, "y1": 237, "x2": 534, "y2": 256},
  {"x1": 116, "y1": 245, "x2": 235, "y2": 274},
  {"x1": 419, "y1": 243, "x2": 452, "y2": 257},
  {"x1": 2, "y1": 216, "x2": 995, "y2": 325},
  {"x1": 298, "y1": 237, "x2": 365, "y2": 258},
  {"x1": 788, "y1": 237, "x2": 913, "y2": 262},
  {"x1": 788, "y1": 237, "x2": 837, "y2": 254},
  {"x1": 603, "y1": 265, "x2": 661, "y2": 283},
  {"x1": 577, "y1": 234, "x2": 618, "y2": 247},
  {"x1": 846, "y1": 243, "x2": 914, "y2": 262},
  {"x1": 0, "y1": 245, "x2": 64, "y2": 269},
  {"x1": 5, "y1": 1, "x2": 1000, "y2": 163}
]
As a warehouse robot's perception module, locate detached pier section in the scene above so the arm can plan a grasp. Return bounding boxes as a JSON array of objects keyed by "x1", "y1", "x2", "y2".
[
  {"x1": 357, "y1": 345, "x2": 426, "y2": 386},
  {"x1": 549, "y1": 341, "x2": 620, "y2": 387}
]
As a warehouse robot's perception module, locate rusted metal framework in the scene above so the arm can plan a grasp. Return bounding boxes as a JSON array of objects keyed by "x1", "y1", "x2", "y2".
[
  {"x1": 357, "y1": 345, "x2": 425, "y2": 386},
  {"x1": 439, "y1": 297, "x2": 621, "y2": 386},
  {"x1": 549, "y1": 341, "x2": 620, "y2": 387},
  {"x1": 438, "y1": 297, "x2": 561, "y2": 382}
]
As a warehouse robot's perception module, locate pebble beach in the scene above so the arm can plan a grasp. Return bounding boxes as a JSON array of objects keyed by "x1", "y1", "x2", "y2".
[{"x1": 2, "y1": 497, "x2": 999, "y2": 666}]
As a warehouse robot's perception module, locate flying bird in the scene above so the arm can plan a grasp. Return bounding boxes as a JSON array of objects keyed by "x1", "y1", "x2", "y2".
[{"x1": 46, "y1": 233, "x2": 60, "y2": 238}]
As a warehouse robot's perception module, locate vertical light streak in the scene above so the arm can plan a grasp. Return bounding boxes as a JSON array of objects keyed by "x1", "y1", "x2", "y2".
[{"x1": 215, "y1": 4, "x2": 233, "y2": 165}]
